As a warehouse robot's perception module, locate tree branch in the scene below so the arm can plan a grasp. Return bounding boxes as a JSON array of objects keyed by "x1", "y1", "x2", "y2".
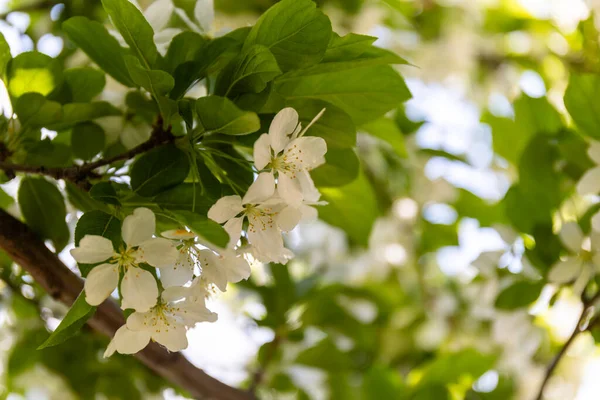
[
  {"x1": 0, "y1": 208, "x2": 254, "y2": 400},
  {"x1": 534, "y1": 291, "x2": 600, "y2": 400},
  {"x1": 0, "y1": 120, "x2": 175, "y2": 189}
]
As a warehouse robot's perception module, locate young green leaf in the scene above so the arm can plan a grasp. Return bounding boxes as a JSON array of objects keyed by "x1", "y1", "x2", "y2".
[
  {"x1": 361, "y1": 117, "x2": 407, "y2": 158},
  {"x1": 311, "y1": 148, "x2": 360, "y2": 187},
  {"x1": 101, "y1": 0, "x2": 158, "y2": 68},
  {"x1": 195, "y1": 96, "x2": 260, "y2": 135},
  {"x1": 154, "y1": 183, "x2": 216, "y2": 214},
  {"x1": 244, "y1": 0, "x2": 332, "y2": 71},
  {"x1": 15, "y1": 93, "x2": 62, "y2": 128},
  {"x1": 130, "y1": 145, "x2": 190, "y2": 197},
  {"x1": 89, "y1": 182, "x2": 120, "y2": 206},
  {"x1": 170, "y1": 210, "x2": 229, "y2": 249},
  {"x1": 63, "y1": 67, "x2": 106, "y2": 103},
  {"x1": 62, "y1": 17, "x2": 135, "y2": 87},
  {"x1": 495, "y1": 280, "x2": 544, "y2": 310},
  {"x1": 7, "y1": 52, "x2": 63, "y2": 98},
  {"x1": 18, "y1": 177, "x2": 70, "y2": 252},
  {"x1": 323, "y1": 33, "x2": 408, "y2": 65},
  {"x1": 564, "y1": 73, "x2": 600, "y2": 139},
  {"x1": 125, "y1": 56, "x2": 174, "y2": 95},
  {"x1": 71, "y1": 122, "x2": 105, "y2": 160},
  {"x1": 215, "y1": 45, "x2": 282, "y2": 97},
  {"x1": 37, "y1": 291, "x2": 97, "y2": 349},
  {"x1": 74, "y1": 210, "x2": 122, "y2": 250},
  {"x1": 275, "y1": 63, "x2": 411, "y2": 125},
  {"x1": 0, "y1": 32, "x2": 11, "y2": 78},
  {"x1": 161, "y1": 31, "x2": 207, "y2": 75}
]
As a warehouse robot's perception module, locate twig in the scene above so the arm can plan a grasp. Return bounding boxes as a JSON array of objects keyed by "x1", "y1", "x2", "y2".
[
  {"x1": 0, "y1": 120, "x2": 174, "y2": 189},
  {"x1": 0, "y1": 208, "x2": 254, "y2": 400},
  {"x1": 535, "y1": 291, "x2": 600, "y2": 400}
]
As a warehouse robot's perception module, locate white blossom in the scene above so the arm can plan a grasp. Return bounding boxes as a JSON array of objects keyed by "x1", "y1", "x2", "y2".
[
  {"x1": 577, "y1": 141, "x2": 600, "y2": 196},
  {"x1": 253, "y1": 107, "x2": 327, "y2": 206},
  {"x1": 104, "y1": 287, "x2": 217, "y2": 356},
  {"x1": 70, "y1": 208, "x2": 178, "y2": 312},
  {"x1": 197, "y1": 248, "x2": 251, "y2": 292}
]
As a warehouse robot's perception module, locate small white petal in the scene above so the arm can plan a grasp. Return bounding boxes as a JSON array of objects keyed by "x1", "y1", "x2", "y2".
[
  {"x1": 71, "y1": 235, "x2": 115, "y2": 264},
  {"x1": 277, "y1": 206, "x2": 302, "y2": 232},
  {"x1": 199, "y1": 250, "x2": 227, "y2": 291},
  {"x1": 153, "y1": 324, "x2": 188, "y2": 352},
  {"x1": 548, "y1": 257, "x2": 582, "y2": 283},
  {"x1": 224, "y1": 217, "x2": 243, "y2": 248},
  {"x1": 254, "y1": 133, "x2": 271, "y2": 170},
  {"x1": 105, "y1": 325, "x2": 151, "y2": 357},
  {"x1": 121, "y1": 268, "x2": 159, "y2": 312},
  {"x1": 194, "y1": 0, "x2": 214, "y2": 32},
  {"x1": 222, "y1": 252, "x2": 251, "y2": 283},
  {"x1": 593, "y1": 211, "x2": 600, "y2": 233},
  {"x1": 174, "y1": 301, "x2": 218, "y2": 324},
  {"x1": 588, "y1": 141, "x2": 600, "y2": 164},
  {"x1": 247, "y1": 216, "x2": 284, "y2": 258},
  {"x1": 161, "y1": 229, "x2": 197, "y2": 240},
  {"x1": 243, "y1": 172, "x2": 276, "y2": 204},
  {"x1": 144, "y1": 0, "x2": 173, "y2": 31},
  {"x1": 283, "y1": 136, "x2": 327, "y2": 171},
  {"x1": 270, "y1": 108, "x2": 298, "y2": 154},
  {"x1": 299, "y1": 204, "x2": 319, "y2": 221},
  {"x1": 126, "y1": 311, "x2": 147, "y2": 331},
  {"x1": 122, "y1": 208, "x2": 156, "y2": 247},
  {"x1": 277, "y1": 172, "x2": 303, "y2": 206},
  {"x1": 160, "y1": 251, "x2": 194, "y2": 288},
  {"x1": 137, "y1": 238, "x2": 179, "y2": 268},
  {"x1": 84, "y1": 263, "x2": 119, "y2": 306},
  {"x1": 296, "y1": 170, "x2": 321, "y2": 203},
  {"x1": 161, "y1": 285, "x2": 190, "y2": 302},
  {"x1": 208, "y1": 196, "x2": 243, "y2": 223},
  {"x1": 559, "y1": 222, "x2": 584, "y2": 253},
  {"x1": 577, "y1": 167, "x2": 600, "y2": 196}
]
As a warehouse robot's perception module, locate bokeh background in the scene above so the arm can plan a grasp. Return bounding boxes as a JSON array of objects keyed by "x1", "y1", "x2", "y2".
[{"x1": 0, "y1": 0, "x2": 599, "y2": 399}]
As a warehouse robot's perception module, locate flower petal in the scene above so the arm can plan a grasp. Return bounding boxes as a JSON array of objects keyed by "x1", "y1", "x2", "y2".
[
  {"x1": 208, "y1": 195, "x2": 243, "y2": 223},
  {"x1": 198, "y1": 250, "x2": 227, "y2": 291},
  {"x1": 153, "y1": 324, "x2": 188, "y2": 352},
  {"x1": 126, "y1": 311, "x2": 147, "y2": 331},
  {"x1": 577, "y1": 167, "x2": 600, "y2": 196},
  {"x1": 276, "y1": 206, "x2": 302, "y2": 232},
  {"x1": 296, "y1": 169, "x2": 321, "y2": 203},
  {"x1": 269, "y1": 107, "x2": 298, "y2": 153},
  {"x1": 137, "y1": 237, "x2": 179, "y2": 268},
  {"x1": 104, "y1": 325, "x2": 151, "y2": 357},
  {"x1": 84, "y1": 263, "x2": 119, "y2": 306},
  {"x1": 593, "y1": 211, "x2": 600, "y2": 233},
  {"x1": 71, "y1": 235, "x2": 115, "y2": 264},
  {"x1": 122, "y1": 207, "x2": 156, "y2": 247},
  {"x1": 283, "y1": 136, "x2": 327, "y2": 171},
  {"x1": 254, "y1": 133, "x2": 272, "y2": 170},
  {"x1": 161, "y1": 229, "x2": 197, "y2": 240},
  {"x1": 277, "y1": 172, "x2": 303, "y2": 206},
  {"x1": 224, "y1": 217, "x2": 243, "y2": 248},
  {"x1": 243, "y1": 172, "x2": 276, "y2": 204},
  {"x1": 162, "y1": 285, "x2": 190, "y2": 302},
  {"x1": 160, "y1": 251, "x2": 194, "y2": 288},
  {"x1": 559, "y1": 222, "x2": 584, "y2": 253},
  {"x1": 548, "y1": 257, "x2": 582, "y2": 283},
  {"x1": 194, "y1": 0, "x2": 214, "y2": 32},
  {"x1": 589, "y1": 141, "x2": 600, "y2": 164},
  {"x1": 222, "y1": 252, "x2": 251, "y2": 283},
  {"x1": 144, "y1": 0, "x2": 173, "y2": 31},
  {"x1": 121, "y1": 267, "x2": 159, "y2": 312},
  {"x1": 173, "y1": 301, "x2": 218, "y2": 325},
  {"x1": 247, "y1": 216, "x2": 284, "y2": 259}
]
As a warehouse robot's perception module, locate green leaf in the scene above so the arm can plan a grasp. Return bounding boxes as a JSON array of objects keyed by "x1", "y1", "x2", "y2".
[
  {"x1": 49, "y1": 102, "x2": 121, "y2": 130},
  {"x1": 312, "y1": 148, "x2": 360, "y2": 187},
  {"x1": 244, "y1": 0, "x2": 332, "y2": 71},
  {"x1": 90, "y1": 182, "x2": 120, "y2": 205},
  {"x1": 154, "y1": 183, "x2": 216, "y2": 214},
  {"x1": 215, "y1": 45, "x2": 281, "y2": 97},
  {"x1": 323, "y1": 33, "x2": 407, "y2": 65},
  {"x1": 286, "y1": 99, "x2": 356, "y2": 148},
  {"x1": 7, "y1": 52, "x2": 62, "y2": 98},
  {"x1": 161, "y1": 31, "x2": 207, "y2": 75},
  {"x1": 169, "y1": 210, "x2": 229, "y2": 248},
  {"x1": 0, "y1": 32, "x2": 12, "y2": 78},
  {"x1": 319, "y1": 169, "x2": 380, "y2": 245},
  {"x1": 125, "y1": 56, "x2": 174, "y2": 95},
  {"x1": 37, "y1": 292, "x2": 96, "y2": 349},
  {"x1": 195, "y1": 96, "x2": 260, "y2": 135},
  {"x1": 362, "y1": 365, "x2": 406, "y2": 400},
  {"x1": 15, "y1": 93, "x2": 62, "y2": 127},
  {"x1": 71, "y1": 122, "x2": 105, "y2": 160},
  {"x1": 0, "y1": 187, "x2": 13, "y2": 209},
  {"x1": 101, "y1": 0, "x2": 158, "y2": 68},
  {"x1": 65, "y1": 182, "x2": 111, "y2": 213},
  {"x1": 361, "y1": 117, "x2": 407, "y2": 157},
  {"x1": 130, "y1": 144, "x2": 190, "y2": 197},
  {"x1": 24, "y1": 139, "x2": 72, "y2": 168},
  {"x1": 564, "y1": 73, "x2": 600, "y2": 139},
  {"x1": 296, "y1": 338, "x2": 352, "y2": 371},
  {"x1": 275, "y1": 63, "x2": 410, "y2": 125},
  {"x1": 74, "y1": 210, "x2": 122, "y2": 276},
  {"x1": 18, "y1": 177, "x2": 69, "y2": 251},
  {"x1": 63, "y1": 17, "x2": 135, "y2": 87},
  {"x1": 495, "y1": 280, "x2": 544, "y2": 310},
  {"x1": 64, "y1": 67, "x2": 106, "y2": 103}
]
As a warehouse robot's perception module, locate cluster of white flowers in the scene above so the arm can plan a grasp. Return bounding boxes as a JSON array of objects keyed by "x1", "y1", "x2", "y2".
[{"x1": 69, "y1": 107, "x2": 327, "y2": 355}]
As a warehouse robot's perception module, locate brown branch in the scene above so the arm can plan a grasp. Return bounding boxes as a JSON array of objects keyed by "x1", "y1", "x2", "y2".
[
  {"x1": 535, "y1": 291, "x2": 600, "y2": 400},
  {"x1": 0, "y1": 120, "x2": 175, "y2": 189},
  {"x1": 0, "y1": 208, "x2": 254, "y2": 400}
]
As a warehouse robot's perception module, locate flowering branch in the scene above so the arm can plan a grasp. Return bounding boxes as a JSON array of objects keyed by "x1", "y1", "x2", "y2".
[
  {"x1": 534, "y1": 290, "x2": 600, "y2": 400},
  {"x1": 0, "y1": 208, "x2": 254, "y2": 400},
  {"x1": 0, "y1": 119, "x2": 175, "y2": 189}
]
